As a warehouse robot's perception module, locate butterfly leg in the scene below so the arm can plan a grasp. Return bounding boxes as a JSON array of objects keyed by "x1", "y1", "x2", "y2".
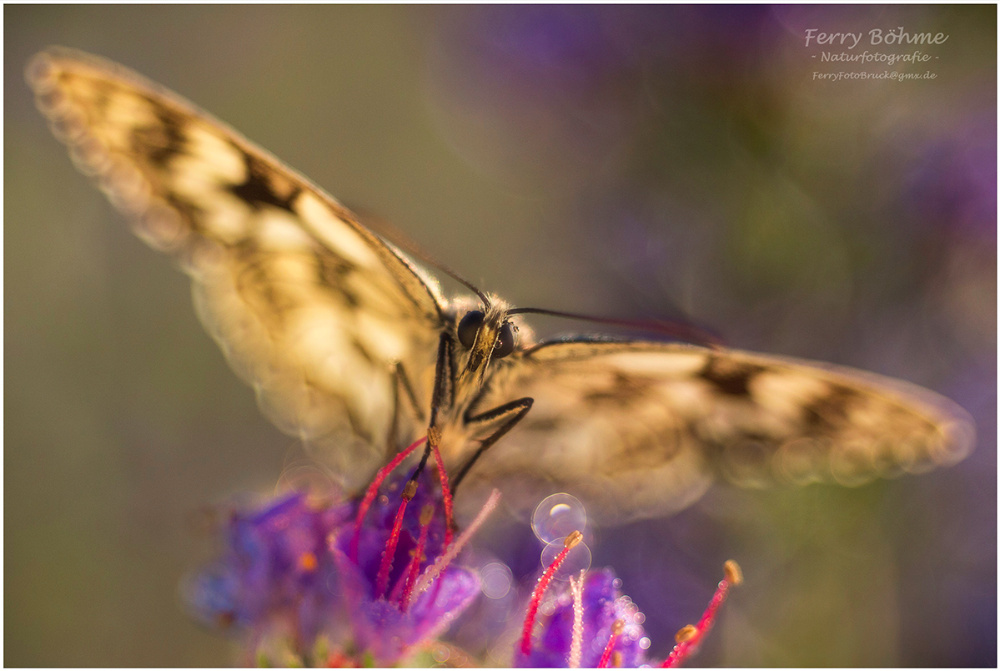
[
  {"x1": 451, "y1": 397, "x2": 534, "y2": 491},
  {"x1": 384, "y1": 362, "x2": 425, "y2": 460},
  {"x1": 406, "y1": 332, "x2": 456, "y2": 483}
]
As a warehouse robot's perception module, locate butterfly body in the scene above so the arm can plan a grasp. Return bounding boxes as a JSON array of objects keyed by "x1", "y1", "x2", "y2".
[{"x1": 28, "y1": 48, "x2": 974, "y2": 522}]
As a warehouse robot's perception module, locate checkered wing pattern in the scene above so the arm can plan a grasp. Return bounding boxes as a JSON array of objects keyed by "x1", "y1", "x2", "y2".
[
  {"x1": 465, "y1": 340, "x2": 973, "y2": 521},
  {"x1": 28, "y1": 48, "x2": 444, "y2": 489}
]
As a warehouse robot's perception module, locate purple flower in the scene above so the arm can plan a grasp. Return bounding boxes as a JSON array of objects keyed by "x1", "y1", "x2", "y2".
[
  {"x1": 515, "y1": 567, "x2": 649, "y2": 668},
  {"x1": 186, "y1": 441, "x2": 740, "y2": 667},
  {"x1": 514, "y1": 528, "x2": 741, "y2": 668},
  {"x1": 327, "y1": 474, "x2": 485, "y2": 665},
  {"x1": 331, "y1": 545, "x2": 479, "y2": 664},
  {"x1": 186, "y1": 438, "x2": 494, "y2": 666},
  {"x1": 185, "y1": 492, "x2": 348, "y2": 650}
]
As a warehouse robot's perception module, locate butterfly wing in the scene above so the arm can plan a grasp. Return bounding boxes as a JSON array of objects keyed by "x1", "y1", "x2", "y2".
[
  {"x1": 28, "y1": 48, "x2": 444, "y2": 489},
  {"x1": 463, "y1": 339, "x2": 974, "y2": 522}
]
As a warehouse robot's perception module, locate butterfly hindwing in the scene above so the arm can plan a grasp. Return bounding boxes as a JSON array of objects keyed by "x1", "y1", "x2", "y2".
[
  {"x1": 464, "y1": 339, "x2": 973, "y2": 521},
  {"x1": 27, "y1": 48, "x2": 445, "y2": 487}
]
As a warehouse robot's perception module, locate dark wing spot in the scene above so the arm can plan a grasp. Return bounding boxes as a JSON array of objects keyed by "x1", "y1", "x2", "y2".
[
  {"x1": 312, "y1": 255, "x2": 360, "y2": 308},
  {"x1": 582, "y1": 373, "x2": 654, "y2": 406},
  {"x1": 228, "y1": 150, "x2": 300, "y2": 212},
  {"x1": 132, "y1": 101, "x2": 188, "y2": 167},
  {"x1": 698, "y1": 357, "x2": 766, "y2": 397},
  {"x1": 802, "y1": 384, "x2": 859, "y2": 431},
  {"x1": 314, "y1": 254, "x2": 358, "y2": 291},
  {"x1": 231, "y1": 240, "x2": 296, "y2": 321}
]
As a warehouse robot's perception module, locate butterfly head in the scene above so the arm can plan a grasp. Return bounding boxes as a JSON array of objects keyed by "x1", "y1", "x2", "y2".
[{"x1": 455, "y1": 295, "x2": 518, "y2": 384}]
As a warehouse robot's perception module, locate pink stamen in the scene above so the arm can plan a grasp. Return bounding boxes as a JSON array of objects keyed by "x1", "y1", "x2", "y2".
[
  {"x1": 430, "y1": 441, "x2": 455, "y2": 548},
  {"x1": 397, "y1": 505, "x2": 434, "y2": 611},
  {"x1": 662, "y1": 560, "x2": 742, "y2": 668},
  {"x1": 520, "y1": 531, "x2": 584, "y2": 657},
  {"x1": 374, "y1": 481, "x2": 416, "y2": 599},
  {"x1": 597, "y1": 620, "x2": 625, "y2": 668},
  {"x1": 350, "y1": 436, "x2": 425, "y2": 562},
  {"x1": 411, "y1": 489, "x2": 501, "y2": 599}
]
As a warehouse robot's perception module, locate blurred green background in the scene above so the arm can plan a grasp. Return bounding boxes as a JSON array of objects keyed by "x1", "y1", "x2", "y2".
[{"x1": 6, "y1": 5, "x2": 995, "y2": 666}]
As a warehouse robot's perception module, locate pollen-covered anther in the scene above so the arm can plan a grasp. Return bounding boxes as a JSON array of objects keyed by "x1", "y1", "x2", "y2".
[
  {"x1": 403, "y1": 480, "x2": 418, "y2": 501},
  {"x1": 724, "y1": 560, "x2": 743, "y2": 586},
  {"x1": 564, "y1": 530, "x2": 583, "y2": 549},
  {"x1": 427, "y1": 425, "x2": 442, "y2": 447},
  {"x1": 675, "y1": 624, "x2": 698, "y2": 643}
]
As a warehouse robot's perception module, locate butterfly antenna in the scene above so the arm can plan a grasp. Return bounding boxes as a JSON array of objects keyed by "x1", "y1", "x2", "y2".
[
  {"x1": 352, "y1": 208, "x2": 715, "y2": 343},
  {"x1": 351, "y1": 208, "x2": 491, "y2": 306},
  {"x1": 507, "y1": 306, "x2": 724, "y2": 348}
]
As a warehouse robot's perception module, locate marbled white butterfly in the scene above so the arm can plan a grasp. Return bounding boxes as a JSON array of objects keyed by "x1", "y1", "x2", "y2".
[{"x1": 27, "y1": 48, "x2": 974, "y2": 522}]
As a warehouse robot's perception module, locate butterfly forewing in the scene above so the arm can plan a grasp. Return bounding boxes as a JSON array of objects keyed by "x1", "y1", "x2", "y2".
[
  {"x1": 464, "y1": 340, "x2": 974, "y2": 521},
  {"x1": 28, "y1": 48, "x2": 444, "y2": 489}
]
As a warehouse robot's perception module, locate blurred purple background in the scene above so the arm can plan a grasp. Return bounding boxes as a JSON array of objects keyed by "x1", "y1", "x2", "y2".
[{"x1": 6, "y1": 5, "x2": 995, "y2": 666}]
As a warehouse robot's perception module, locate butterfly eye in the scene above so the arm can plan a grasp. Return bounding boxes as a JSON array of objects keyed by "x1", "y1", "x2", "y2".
[
  {"x1": 457, "y1": 310, "x2": 485, "y2": 349},
  {"x1": 493, "y1": 322, "x2": 516, "y2": 359}
]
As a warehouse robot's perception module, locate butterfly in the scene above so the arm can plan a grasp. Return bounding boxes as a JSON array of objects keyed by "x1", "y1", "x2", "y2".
[{"x1": 27, "y1": 47, "x2": 974, "y2": 523}]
